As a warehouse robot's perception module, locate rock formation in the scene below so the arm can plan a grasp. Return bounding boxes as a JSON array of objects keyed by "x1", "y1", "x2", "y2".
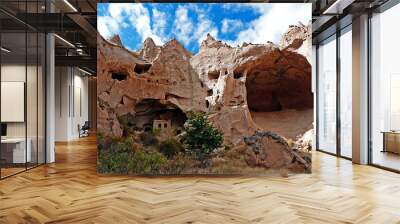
[
  {"x1": 97, "y1": 24, "x2": 312, "y2": 171},
  {"x1": 244, "y1": 131, "x2": 311, "y2": 172},
  {"x1": 280, "y1": 23, "x2": 312, "y2": 63},
  {"x1": 109, "y1": 34, "x2": 123, "y2": 47},
  {"x1": 97, "y1": 34, "x2": 206, "y2": 137}
]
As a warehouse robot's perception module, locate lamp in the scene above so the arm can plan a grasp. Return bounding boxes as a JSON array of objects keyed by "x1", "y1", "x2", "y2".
[
  {"x1": 1, "y1": 47, "x2": 11, "y2": 53},
  {"x1": 322, "y1": 0, "x2": 355, "y2": 15},
  {"x1": 63, "y1": 0, "x2": 78, "y2": 12},
  {"x1": 54, "y1": 34, "x2": 75, "y2": 48},
  {"x1": 78, "y1": 67, "x2": 94, "y2": 76}
]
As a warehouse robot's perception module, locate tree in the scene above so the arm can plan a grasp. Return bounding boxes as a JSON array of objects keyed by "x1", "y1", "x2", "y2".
[{"x1": 183, "y1": 113, "x2": 223, "y2": 166}]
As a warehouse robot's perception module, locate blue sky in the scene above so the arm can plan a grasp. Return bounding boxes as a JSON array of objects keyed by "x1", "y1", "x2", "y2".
[{"x1": 98, "y1": 3, "x2": 311, "y2": 53}]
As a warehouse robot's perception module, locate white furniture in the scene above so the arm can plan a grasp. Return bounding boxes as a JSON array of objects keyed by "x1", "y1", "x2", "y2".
[{"x1": 1, "y1": 138, "x2": 31, "y2": 163}]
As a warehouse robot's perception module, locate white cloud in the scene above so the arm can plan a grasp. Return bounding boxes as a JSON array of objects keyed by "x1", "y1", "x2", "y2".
[
  {"x1": 98, "y1": 15, "x2": 120, "y2": 38},
  {"x1": 98, "y1": 3, "x2": 311, "y2": 52},
  {"x1": 108, "y1": 3, "x2": 124, "y2": 22},
  {"x1": 172, "y1": 6, "x2": 219, "y2": 47},
  {"x1": 232, "y1": 3, "x2": 311, "y2": 46},
  {"x1": 221, "y1": 3, "x2": 247, "y2": 12},
  {"x1": 194, "y1": 14, "x2": 219, "y2": 44},
  {"x1": 173, "y1": 6, "x2": 194, "y2": 45},
  {"x1": 152, "y1": 8, "x2": 167, "y2": 34},
  {"x1": 221, "y1": 19, "x2": 243, "y2": 34},
  {"x1": 98, "y1": 4, "x2": 166, "y2": 46}
]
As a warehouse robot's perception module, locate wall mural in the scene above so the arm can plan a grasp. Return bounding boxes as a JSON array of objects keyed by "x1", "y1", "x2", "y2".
[{"x1": 97, "y1": 3, "x2": 313, "y2": 175}]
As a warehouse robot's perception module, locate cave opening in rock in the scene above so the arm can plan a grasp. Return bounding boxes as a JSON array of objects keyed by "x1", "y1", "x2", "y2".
[
  {"x1": 208, "y1": 71, "x2": 219, "y2": 80},
  {"x1": 111, "y1": 71, "x2": 128, "y2": 81},
  {"x1": 134, "y1": 63, "x2": 152, "y2": 74},
  {"x1": 143, "y1": 124, "x2": 152, "y2": 132},
  {"x1": 244, "y1": 56, "x2": 313, "y2": 139},
  {"x1": 119, "y1": 99, "x2": 187, "y2": 136},
  {"x1": 245, "y1": 65, "x2": 313, "y2": 113},
  {"x1": 245, "y1": 69, "x2": 284, "y2": 113},
  {"x1": 233, "y1": 70, "x2": 243, "y2": 79}
]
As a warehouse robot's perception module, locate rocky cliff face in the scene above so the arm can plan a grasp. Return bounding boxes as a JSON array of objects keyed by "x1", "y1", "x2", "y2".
[
  {"x1": 97, "y1": 35, "x2": 206, "y2": 137},
  {"x1": 280, "y1": 23, "x2": 312, "y2": 63},
  {"x1": 97, "y1": 24, "x2": 312, "y2": 146}
]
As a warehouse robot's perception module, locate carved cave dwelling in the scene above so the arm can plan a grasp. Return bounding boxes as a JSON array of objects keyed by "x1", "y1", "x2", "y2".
[{"x1": 97, "y1": 24, "x2": 313, "y2": 172}]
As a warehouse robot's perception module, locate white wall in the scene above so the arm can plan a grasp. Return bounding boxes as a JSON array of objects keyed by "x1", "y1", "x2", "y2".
[
  {"x1": 1, "y1": 63, "x2": 46, "y2": 164},
  {"x1": 1, "y1": 65, "x2": 26, "y2": 142},
  {"x1": 1, "y1": 65, "x2": 26, "y2": 138},
  {"x1": 1, "y1": 65, "x2": 38, "y2": 138},
  {"x1": 71, "y1": 73, "x2": 89, "y2": 138},
  {"x1": 55, "y1": 66, "x2": 69, "y2": 141},
  {"x1": 55, "y1": 67, "x2": 89, "y2": 141}
]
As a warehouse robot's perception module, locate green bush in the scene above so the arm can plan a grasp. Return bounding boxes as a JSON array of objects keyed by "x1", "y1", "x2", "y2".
[
  {"x1": 98, "y1": 135, "x2": 168, "y2": 174},
  {"x1": 110, "y1": 136, "x2": 134, "y2": 153},
  {"x1": 182, "y1": 113, "x2": 223, "y2": 166},
  {"x1": 98, "y1": 151, "x2": 130, "y2": 173},
  {"x1": 97, "y1": 132, "x2": 105, "y2": 151},
  {"x1": 98, "y1": 136, "x2": 135, "y2": 173},
  {"x1": 151, "y1": 128, "x2": 161, "y2": 136},
  {"x1": 99, "y1": 150, "x2": 167, "y2": 174},
  {"x1": 159, "y1": 139, "x2": 184, "y2": 159},
  {"x1": 139, "y1": 132, "x2": 159, "y2": 146},
  {"x1": 97, "y1": 134, "x2": 134, "y2": 156},
  {"x1": 128, "y1": 151, "x2": 167, "y2": 174}
]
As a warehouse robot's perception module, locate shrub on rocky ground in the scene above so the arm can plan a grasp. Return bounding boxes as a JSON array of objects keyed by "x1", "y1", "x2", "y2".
[
  {"x1": 151, "y1": 128, "x2": 161, "y2": 136},
  {"x1": 110, "y1": 136, "x2": 134, "y2": 153},
  {"x1": 209, "y1": 144, "x2": 252, "y2": 173},
  {"x1": 139, "y1": 131, "x2": 159, "y2": 146},
  {"x1": 159, "y1": 138, "x2": 184, "y2": 159},
  {"x1": 128, "y1": 151, "x2": 167, "y2": 174},
  {"x1": 99, "y1": 150, "x2": 168, "y2": 174},
  {"x1": 97, "y1": 132, "x2": 106, "y2": 151},
  {"x1": 162, "y1": 154, "x2": 198, "y2": 175},
  {"x1": 98, "y1": 135, "x2": 167, "y2": 174},
  {"x1": 98, "y1": 151, "x2": 131, "y2": 173}
]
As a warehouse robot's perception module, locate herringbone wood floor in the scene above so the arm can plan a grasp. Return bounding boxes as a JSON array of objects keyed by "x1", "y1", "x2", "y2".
[{"x1": 1, "y1": 136, "x2": 400, "y2": 224}]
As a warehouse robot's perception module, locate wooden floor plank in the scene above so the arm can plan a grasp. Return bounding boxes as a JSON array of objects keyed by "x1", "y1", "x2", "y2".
[{"x1": 0, "y1": 135, "x2": 399, "y2": 223}]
